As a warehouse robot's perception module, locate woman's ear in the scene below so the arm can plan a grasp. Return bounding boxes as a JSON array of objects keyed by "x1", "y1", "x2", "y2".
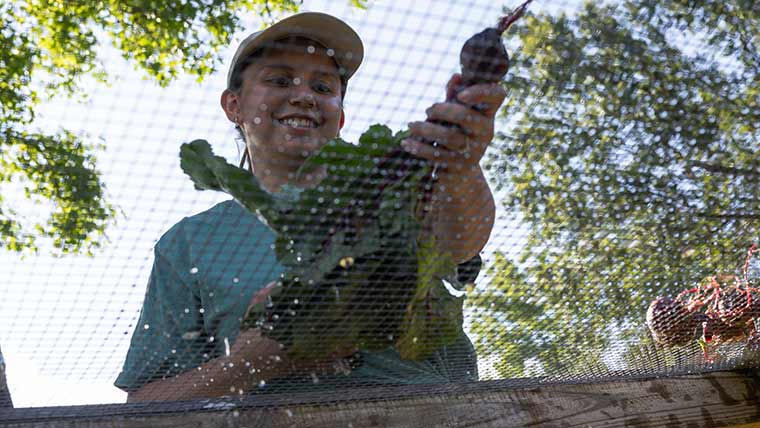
[{"x1": 220, "y1": 89, "x2": 240, "y2": 123}]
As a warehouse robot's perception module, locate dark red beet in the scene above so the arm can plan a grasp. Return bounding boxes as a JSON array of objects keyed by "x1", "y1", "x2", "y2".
[
  {"x1": 702, "y1": 313, "x2": 746, "y2": 343},
  {"x1": 717, "y1": 286, "x2": 757, "y2": 327},
  {"x1": 459, "y1": 27, "x2": 510, "y2": 88},
  {"x1": 451, "y1": 0, "x2": 533, "y2": 99},
  {"x1": 646, "y1": 297, "x2": 697, "y2": 346},
  {"x1": 645, "y1": 245, "x2": 759, "y2": 351}
]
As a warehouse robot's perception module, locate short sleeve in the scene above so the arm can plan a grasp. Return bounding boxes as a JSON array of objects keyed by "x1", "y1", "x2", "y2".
[
  {"x1": 423, "y1": 255, "x2": 482, "y2": 382},
  {"x1": 114, "y1": 225, "x2": 213, "y2": 392}
]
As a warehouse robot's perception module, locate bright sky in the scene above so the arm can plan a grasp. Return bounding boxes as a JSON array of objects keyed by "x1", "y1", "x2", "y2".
[{"x1": 0, "y1": 0, "x2": 581, "y2": 407}]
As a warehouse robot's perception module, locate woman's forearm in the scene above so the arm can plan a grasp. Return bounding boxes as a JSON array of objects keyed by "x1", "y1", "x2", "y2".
[
  {"x1": 428, "y1": 167, "x2": 495, "y2": 264},
  {"x1": 127, "y1": 330, "x2": 285, "y2": 402}
]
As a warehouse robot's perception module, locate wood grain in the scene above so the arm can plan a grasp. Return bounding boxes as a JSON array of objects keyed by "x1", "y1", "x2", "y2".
[{"x1": 1, "y1": 369, "x2": 759, "y2": 427}]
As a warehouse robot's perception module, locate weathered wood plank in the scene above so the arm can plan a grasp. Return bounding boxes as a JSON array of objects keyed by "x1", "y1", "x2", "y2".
[{"x1": 2, "y1": 369, "x2": 759, "y2": 427}]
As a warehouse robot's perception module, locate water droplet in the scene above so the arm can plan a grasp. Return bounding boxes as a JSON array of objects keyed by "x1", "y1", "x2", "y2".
[
  {"x1": 233, "y1": 277, "x2": 240, "y2": 283},
  {"x1": 184, "y1": 308, "x2": 190, "y2": 313},
  {"x1": 293, "y1": 299, "x2": 300, "y2": 305},
  {"x1": 143, "y1": 324, "x2": 150, "y2": 330},
  {"x1": 413, "y1": 337, "x2": 418, "y2": 344},
  {"x1": 339, "y1": 256, "x2": 355, "y2": 268},
  {"x1": 311, "y1": 372, "x2": 320, "y2": 384},
  {"x1": 189, "y1": 267, "x2": 199, "y2": 274},
  {"x1": 293, "y1": 77, "x2": 301, "y2": 85},
  {"x1": 285, "y1": 409, "x2": 294, "y2": 417},
  {"x1": 224, "y1": 337, "x2": 231, "y2": 357},
  {"x1": 233, "y1": 410, "x2": 240, "y2": 417},
  {"x1": 326, "y1": 48, "x2": 335, "y2": 57},
  {"x1": 259, "y1": 380, "x2": 267, "y2": 388},
  {"x1": 306, "y1": 45, "x2": 316, "y2": 54},
  {"x1": 253, "y1": 116, "x2": 261, "y2": 124},
  {"x1": 199, "y1": 308, "x2": 205, "y2": 314}
]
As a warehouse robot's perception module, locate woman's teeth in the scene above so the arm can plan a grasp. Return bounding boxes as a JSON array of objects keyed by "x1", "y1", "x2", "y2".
[{"x1": 278, "y1": 118, "x2": 317, "y2": 128}]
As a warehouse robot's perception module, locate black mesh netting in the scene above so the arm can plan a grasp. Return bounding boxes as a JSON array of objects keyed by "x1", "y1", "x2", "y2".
[{"x1": 0, "y1": 0, "x2": 759, "y2": 421}]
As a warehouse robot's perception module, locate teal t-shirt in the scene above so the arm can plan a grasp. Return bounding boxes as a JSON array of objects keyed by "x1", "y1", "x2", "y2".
[{"x1": 115, "y1": 200, "x2": 478, "y2": 393}]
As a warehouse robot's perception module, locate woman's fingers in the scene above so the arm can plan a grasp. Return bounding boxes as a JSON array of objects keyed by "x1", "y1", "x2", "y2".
[
  {"x1": 456, "y1": 83, "x2": 507, "y2": 117},
  {"x1": 407, "y1": 121, "x2": 469, "y2": 152},
  {"x1": 244, "y1": 281, "x2": 278, "y2": 319}
]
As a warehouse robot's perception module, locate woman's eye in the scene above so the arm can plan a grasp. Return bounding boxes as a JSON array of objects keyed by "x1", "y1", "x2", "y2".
[
  {"x1": 314, "y1": 82, "x2": 334, "y2": 94},
  {"x1": 266, "y1": 76, "x2": 290, "y2": 86}
]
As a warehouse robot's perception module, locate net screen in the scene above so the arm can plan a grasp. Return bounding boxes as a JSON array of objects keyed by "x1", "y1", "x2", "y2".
[{"x1": 0, "y1": 0, "x2": 758, "y2": 418}]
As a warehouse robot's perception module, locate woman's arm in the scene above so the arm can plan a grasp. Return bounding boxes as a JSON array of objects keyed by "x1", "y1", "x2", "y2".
[
  {"x1": 403, "y1": 74, "x2": 505, "y2": 263},
  {"x1": 426, "y1": 166, "x2": 495, "y2": 264},
  {"x1": 127, "y1": 328, "x2": 286, "y2": 402},
  {"x1": 127, "y1": 282, "x2": 354, "y2": 402}
]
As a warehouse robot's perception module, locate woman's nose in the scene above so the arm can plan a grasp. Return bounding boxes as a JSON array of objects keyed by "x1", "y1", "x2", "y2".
[{"x1": 289, "y1": 85, "x2": 316, "y2": 108}]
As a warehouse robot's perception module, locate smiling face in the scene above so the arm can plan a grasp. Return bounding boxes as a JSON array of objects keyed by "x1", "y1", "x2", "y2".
[{"x1": 221, "y1": 38, "x2": 344, "y2": 187}]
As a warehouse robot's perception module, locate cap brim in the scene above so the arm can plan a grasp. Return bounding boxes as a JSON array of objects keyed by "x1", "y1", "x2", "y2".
[{"x1": 227, "y1": 12, "x2": 364, "y2": 87}]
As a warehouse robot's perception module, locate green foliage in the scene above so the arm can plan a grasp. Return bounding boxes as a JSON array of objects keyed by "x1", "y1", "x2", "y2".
[
  {"x1": 0, "y1": 0, "x2": 116, "y2": 254},
  {"x1": 470, "y1": 0, "x2": 760, "y2": 377},
  {"x1": 180, "y1": 125, "x2": 465, "y2": 361},
  {"x1": 21, "y1": 0, "x2": 301, "y2": 90},
  {"x1": 0, "y1": 129, "x2": 114, "y2": 254}
]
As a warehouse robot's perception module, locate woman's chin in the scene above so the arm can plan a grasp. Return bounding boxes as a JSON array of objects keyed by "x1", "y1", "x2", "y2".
[{"x1": 283, "y1": 135, "x2": 327, "y2": 156}]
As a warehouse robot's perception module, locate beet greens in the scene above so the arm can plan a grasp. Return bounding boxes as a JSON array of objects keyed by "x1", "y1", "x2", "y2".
[{"x1": 181, "y1": 126, "x2": 463, "y2": 361}]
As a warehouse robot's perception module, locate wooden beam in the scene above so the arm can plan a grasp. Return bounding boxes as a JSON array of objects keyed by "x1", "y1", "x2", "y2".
[{"x1": 1, "y1": 369, "x2": 760, "y2": 427}]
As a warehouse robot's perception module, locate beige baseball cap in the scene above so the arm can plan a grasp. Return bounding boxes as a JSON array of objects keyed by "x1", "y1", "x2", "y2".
[{"x1": 226, "y1": 12, "x2": 364, "y2": 88}]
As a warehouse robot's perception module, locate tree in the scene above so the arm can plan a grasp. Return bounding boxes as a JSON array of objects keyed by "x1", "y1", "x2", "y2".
[
  {"x1": 468, "y1": 0, "x2": 760, "y2": 378},
  {"x1": 2, "y1": 0, "x2": 366, "y2": 254}
]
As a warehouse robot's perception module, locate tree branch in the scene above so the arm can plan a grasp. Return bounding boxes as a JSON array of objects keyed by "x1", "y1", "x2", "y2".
[
  {"x1": 689, "y1": 161, "x2": 760, "y2": 178},
  {"x1": 696, "y1": 213, "x2": 760, "y2": 220}
]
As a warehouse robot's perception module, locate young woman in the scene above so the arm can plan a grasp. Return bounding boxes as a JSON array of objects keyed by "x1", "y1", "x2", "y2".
[{"x1": 117, "y1": 12, "x2": 505, "y2": 402}]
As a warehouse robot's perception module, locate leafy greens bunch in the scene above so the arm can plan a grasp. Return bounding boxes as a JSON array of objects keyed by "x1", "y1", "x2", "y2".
[{"x1": 180, "y1": 124, "x2": 466, "y2": 361}]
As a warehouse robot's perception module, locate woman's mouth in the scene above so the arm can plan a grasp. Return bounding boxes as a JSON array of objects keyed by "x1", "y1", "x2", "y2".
[{"x1": 277, "y1": 117, "x2": 318, "y2": 129}]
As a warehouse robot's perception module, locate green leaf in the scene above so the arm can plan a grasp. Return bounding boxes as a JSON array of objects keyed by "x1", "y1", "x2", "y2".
[{"x1": 179, "y1": 139, "x2": 278, "y2": 217}]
